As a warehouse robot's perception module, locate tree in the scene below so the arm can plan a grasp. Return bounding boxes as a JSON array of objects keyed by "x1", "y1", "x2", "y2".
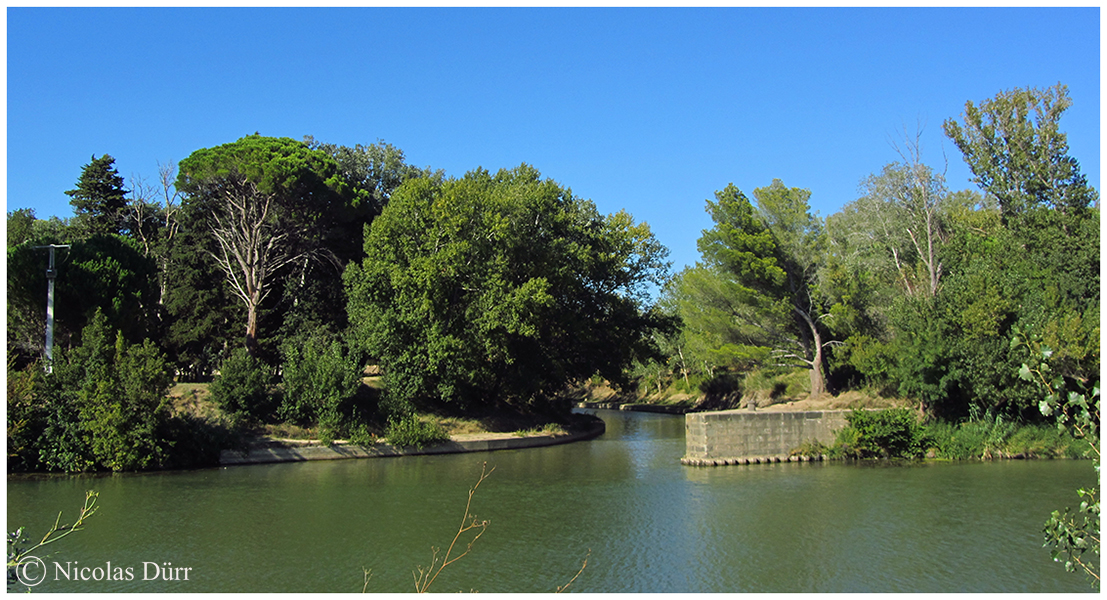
[
  {"x1": 930, "y1": 83, "x2": 1101, "y2": 419},
  {"x1": 304, "y1": 136, "x2": 441, "y2": 224},
  {"x1": 278, "y1": 328, "x2": 361, "y2": 440},
  {"x1": 696, "y1": 180, "x2": 833, "y2": 398},
  {"x1": 175, "y1": 135, "x2": 349, "y2": 356},
  {"x1": 271, "y1": 138, "x2": 440, "y2": 340},
  {"x1": 65, "y1": 154, "x2": 129, "y2": 237},
  {"x1": 345, "y1": 164, "x2": 670, "y2": 415},
  {"x1": 943, "y1": 83, "x2": 1098, "y2": 220},
  {"x1": 7, "y1": 234, "x2": 159, "y2": 365},
  {"x1": 666, "y1": 265, "x2": 773, "y2": 374},
  {"x1": 847, "y1": 161, "x2": 951, "y2": 298},
  {"x1": 7, "y1": 208, "x2": 36, "y2": 247}
]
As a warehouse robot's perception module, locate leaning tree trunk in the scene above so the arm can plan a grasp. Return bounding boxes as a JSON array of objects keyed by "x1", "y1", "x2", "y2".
[
  {"x1": 808, "y1": 338, "x2": 826, "y2": 400},
  {"x1": 794, "y1": 306, "x2": 827, "y2": 400}
]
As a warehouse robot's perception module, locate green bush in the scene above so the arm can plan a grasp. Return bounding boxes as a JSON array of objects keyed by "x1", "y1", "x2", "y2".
[
  {"x1": 838, "y1": 408, "x2": 927, "y2": 459},
  {"x1": 277, "y1": 332, "x2": 361, "y2": 440},
  {"x1": 210, "y1": 348, "x2": 272, "y2": 424},
  {"x1": 385, "y1": 415, "x2": 449, "y2": 449},
  {"x1": 28, "y1": 310, "x2": 175, "y2": 472},
  {"x1": 7, "y1": 357, "x2": 44, "y2": 471}
]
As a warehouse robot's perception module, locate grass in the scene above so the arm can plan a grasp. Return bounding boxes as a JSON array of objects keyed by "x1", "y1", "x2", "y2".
[
  {"x1": 923, "y1": 419, "x2": 1092, "y2": 460},
  {"x1": 793, "y1": 410, "x2": 1095, "y2": 461},
  {"x1": 512, "y1": 423, "x2": 568, "y2": 437}
]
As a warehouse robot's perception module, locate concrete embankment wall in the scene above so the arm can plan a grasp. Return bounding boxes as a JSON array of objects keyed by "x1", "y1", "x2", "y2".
[
  {"x1": 220, "y1": 419, "x2": 605, "y2": 466},
  {"x1": 683, "y1": 410, "x2": 848, "y2": 466}
]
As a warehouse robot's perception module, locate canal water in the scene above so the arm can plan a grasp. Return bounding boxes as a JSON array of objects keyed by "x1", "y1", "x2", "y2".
[{"x1": 6, "y1": 409, "x2": 1098, "y2": 593}]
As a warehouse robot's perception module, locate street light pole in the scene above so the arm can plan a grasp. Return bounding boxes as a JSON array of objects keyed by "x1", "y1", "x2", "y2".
[{"x1": 32, "y1": 244, "x2": 70, "y2": 373}]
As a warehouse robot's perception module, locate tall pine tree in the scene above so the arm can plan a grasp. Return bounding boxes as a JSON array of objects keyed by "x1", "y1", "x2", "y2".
[{"x1": 65, "y1": 154, "x2": 129, "y2": 237}]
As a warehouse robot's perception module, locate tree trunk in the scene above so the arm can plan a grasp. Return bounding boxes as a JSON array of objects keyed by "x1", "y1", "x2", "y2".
[
  {"x1": 809, "y1": 341, "x2": 825, "y2": 400},
  {"x1": 245, "y1": 298, "x2": 260, "y2": 357},
  {"x1": 794, "y1": 305, "x2": 827, "y2": 399}
]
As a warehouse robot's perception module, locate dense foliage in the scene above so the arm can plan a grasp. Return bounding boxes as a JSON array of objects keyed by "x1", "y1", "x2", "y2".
[
  {"x1": 653, "y1": 84, "x2": 1098, "y2": 423},
  {"x1": 835, "y1": 409, "x2": 928, "y2": 459},
  {"x1": 278, "y1": 329, "x2": 362, "y2": 440},
  {"x1": 9, "y1": 311, "x2": 181, "y2": 472},
  {"x1": 346, "y1": 164, "x2": 671, "y2": 416},
  {"x1": 679, "y1": 179, "x2": 832, "y2": 397},
  {"x1": 6, "y1": 85, "x2": 1098, "y2": 483}
]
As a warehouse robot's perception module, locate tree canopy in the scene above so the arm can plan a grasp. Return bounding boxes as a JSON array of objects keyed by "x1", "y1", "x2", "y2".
[
  {"x1": 345, "y1": 164, "x2": 671, "y2": 415},
  {"x1": 693, "y1": 180, "x2": 832, "y2": 397},
  {"x1": 943, "y1": 83, "x2": 1098, "y2": 218},
  {"x1": 174, "y1": 135, "x2": 350, "y2": 355}
]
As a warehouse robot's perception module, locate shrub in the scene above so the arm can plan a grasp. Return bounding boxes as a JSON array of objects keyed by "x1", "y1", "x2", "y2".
[
  {"x1": 210, "y1": 348, "x2": 272, "y2": 424},
  {"x1": 31, "y1": 310, "x2": 174, "y2": 472},
  {"x1": 839, "y1": 408, "x2": 927, "y2": 459},
  {"x1": 278, "y1": 332, "x2": 361, "y2": 440},
  {"x1": 385, "y1": 415, "x2": 449, "y2": 449},
  {"x1": 7, "y1": 357, "x2": 44, "y2": 471}
]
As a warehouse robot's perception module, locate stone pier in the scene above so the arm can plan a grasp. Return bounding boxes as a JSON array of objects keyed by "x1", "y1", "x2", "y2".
[{"x1": 682, "y1": 409, "x2": 848, "y2": 466}]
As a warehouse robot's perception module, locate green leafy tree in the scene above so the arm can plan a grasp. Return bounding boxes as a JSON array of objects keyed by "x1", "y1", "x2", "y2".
[
  {"x1": 175, "y1": 135, "x2": 350, "y2": 356},
  {"x1": 304, "y1": 136, "x2": 441, "y2": 223},
  {"x1": 65, "y1": 154, "x2": 129, "y2": 237},
  {"x1": 278, "y1": 329, "x2": 361, "y2": 440},
  {"x1": 666, "y1": 265, "x2": 772, "y2": 374},
  {"x1": 272, "y1": 138, "x2": 440, "y2": 342},
  {"x1": 7, "y1": 356, "x2": 43, "y2": 471},
  {"x1": 943, "y1": 83, "x2": 1098, "y2": 219},
  {"x1": 696, "y1": 180, "x2": 833, "y2": 397},
  {"x1": 346, "y1": 164, "x2": 670, "y2": 415},
  {"x1": 209, "y1": 347, "x2": 273, "y2": 424},
  {"x1": 7, "y1": 234, "x2": 160, "y2": 364},
  {"x1": 7, "y1": 208, "x2": 36, "y2": 247}
]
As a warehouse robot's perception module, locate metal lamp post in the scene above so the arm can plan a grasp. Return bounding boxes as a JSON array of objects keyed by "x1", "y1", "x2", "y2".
[{"x1": 32, "y1": 244, "x2": 70, "y2": 372}]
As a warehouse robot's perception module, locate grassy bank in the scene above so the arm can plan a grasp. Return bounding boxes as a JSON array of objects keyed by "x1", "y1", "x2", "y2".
[
  {"x1": 789, "y1": 408, "x2": 1095, "y2": 461},
  {"x1": 171, "y1": 377, "x2": 583, "y2": 448}
]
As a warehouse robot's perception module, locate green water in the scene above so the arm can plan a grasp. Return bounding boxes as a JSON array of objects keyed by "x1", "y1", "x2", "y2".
[{"x1": 7, "y1": 409, "x2": 1098, "y2": 593}]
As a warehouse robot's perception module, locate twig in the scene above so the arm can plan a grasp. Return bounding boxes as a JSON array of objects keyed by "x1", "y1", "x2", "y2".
[{"x1": 555, "y1": 549, "x2": 591, "y2": 593}]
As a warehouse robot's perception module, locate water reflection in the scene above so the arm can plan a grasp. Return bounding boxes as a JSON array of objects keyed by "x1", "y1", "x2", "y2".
[{"x1": 7, "y1": 410, "x2": 1097, "y2": 593}]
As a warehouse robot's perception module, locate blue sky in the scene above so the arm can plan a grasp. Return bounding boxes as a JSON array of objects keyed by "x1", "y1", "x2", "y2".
[{"x1": 7, "y1": 7, "x2": 1100, "y2": 272}]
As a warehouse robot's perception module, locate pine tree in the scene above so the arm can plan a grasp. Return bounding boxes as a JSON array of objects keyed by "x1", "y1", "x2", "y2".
[{"x1": 65, "y1": 154, "x2": 129, "y2": 237}]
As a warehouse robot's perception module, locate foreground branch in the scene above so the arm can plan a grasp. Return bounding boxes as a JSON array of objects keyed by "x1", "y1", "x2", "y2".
[{"x1": 412, "y1": 463, "x2": 495, "y2": 593}]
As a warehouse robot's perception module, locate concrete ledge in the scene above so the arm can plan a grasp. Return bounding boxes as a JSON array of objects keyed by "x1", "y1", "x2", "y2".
[
  {"x1": 576, "y1": 401, "x2": 690, "y2": 414},
  {"x1": 680, "y1": 454, "x2": 829, "y2": 467},
  {"x1": 219, "y1": 418, "x2": 606, "y2": 466}
]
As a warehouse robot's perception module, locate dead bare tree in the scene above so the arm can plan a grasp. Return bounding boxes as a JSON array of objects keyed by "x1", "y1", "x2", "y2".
[
  {"x1": 207, "y1": 175, "x2": 310, "y2": 356},
  {"x1": 890, "y1": 125, "x2": 949, "y2": 298}
]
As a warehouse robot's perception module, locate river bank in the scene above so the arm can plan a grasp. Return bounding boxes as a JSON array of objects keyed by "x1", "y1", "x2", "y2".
[{"x1": 219, "y1": 413, "x2": 606, "y2": 466}]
